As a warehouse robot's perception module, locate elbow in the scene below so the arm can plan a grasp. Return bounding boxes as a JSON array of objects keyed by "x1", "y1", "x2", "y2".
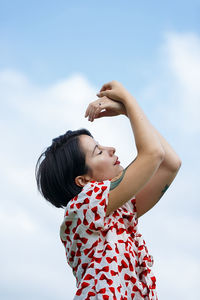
[
  {"x1": 164, "y1": 156, "x2": 182, "y2": 173},
  {"x1": 168, "y1": 151, "x2": 182, "y2": 172},
  {"x1": 172, "y1": 158, "x2": 182, "y2": 172}
]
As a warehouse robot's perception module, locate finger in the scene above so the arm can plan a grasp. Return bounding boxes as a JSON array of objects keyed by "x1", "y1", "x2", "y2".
[
  {"x1": 85, "y1": 100, "x2": 99, "y2": 119},
  {"x1": 89, "y1": 106, "x2": 95, "y2": 122},
  {"x1": 94, "y1": 110, "x2": 114, "y2": 119},
  {"x1": 85, "y1": 103, "x2": 92, "y2": 118},
  {"x1": 90, "y1": 103, "x2": 101, "y2": 122},
  {"x1": 85, "y1": 97, "x2": 106, "y2": 121},
  {"x1": 91, "y1": 103, "x2": 103, "y2": 121},
  {"x1": 99, "y1": 82, "x2": 112, "y2": 92},
  {"x1": 93, "y1": 105, "x2": 103, "y2": 120},
  {"x1": 96, "y1": 90, "x2": 111, "y2": 98}
]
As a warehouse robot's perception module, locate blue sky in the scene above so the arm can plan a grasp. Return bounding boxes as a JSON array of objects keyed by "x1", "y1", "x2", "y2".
[
  {"x1": 1, "y1": 0, "x2": 199, "y2": 86},
  {"x1": 0, "y1": 1, "x2": 200, "y2": 299}
]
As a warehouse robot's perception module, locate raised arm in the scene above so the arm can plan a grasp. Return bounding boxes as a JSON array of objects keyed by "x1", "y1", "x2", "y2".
[{"x1": 95, "y1": 81, "x2": 165, "y2": 216}]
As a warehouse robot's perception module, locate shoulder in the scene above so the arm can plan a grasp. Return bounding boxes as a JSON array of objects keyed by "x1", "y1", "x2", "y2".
[
  {"x1": 63, "y1": 179, "x2": 112, "y2": 232},
  {"x1": 83, "y1": 179, "x2": 111, "y2": 194},
  {"x1": 65, "y1": 179, "x2": 111, "y2": 213}
]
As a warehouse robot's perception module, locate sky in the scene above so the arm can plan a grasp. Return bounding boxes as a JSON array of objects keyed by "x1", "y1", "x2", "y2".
[{"x1": 0, "y1": 1, "x2": 200, "y2": 299}]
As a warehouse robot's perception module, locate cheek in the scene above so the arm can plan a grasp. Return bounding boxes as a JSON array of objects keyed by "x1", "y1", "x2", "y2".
[
  {"x1": 91, "y1": 157, "x2": 112, "y2": 175},
  {"x1": 98, "y1": 158, "x2": 112, "y2": 171},
  {"x1": 92, "y1": 159, "x2": 105, "y2": 172}
]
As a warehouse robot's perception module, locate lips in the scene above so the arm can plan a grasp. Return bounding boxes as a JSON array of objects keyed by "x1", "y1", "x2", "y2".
[{"x1": 114, "y1": 157, "x2": 120, "y2": 165}]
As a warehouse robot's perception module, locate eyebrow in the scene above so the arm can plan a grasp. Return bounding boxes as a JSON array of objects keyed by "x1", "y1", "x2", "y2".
[{"x1": 92, "y1": 144, "x2": 98, "y2": 156}]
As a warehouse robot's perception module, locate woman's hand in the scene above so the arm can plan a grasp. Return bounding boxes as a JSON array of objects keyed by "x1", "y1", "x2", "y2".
[
  {"x1": 85, "y1": 96, "x2": 127, "y2": 122},
  {"x1": 96, "y1": 80, "x2": 130, "y2": 104}
]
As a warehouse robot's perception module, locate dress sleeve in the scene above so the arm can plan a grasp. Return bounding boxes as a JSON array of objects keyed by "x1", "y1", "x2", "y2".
[
  {"x1": 121, "y1": 196, "x2": 138, "y2": 220},
  {"x1": 77, "y1": 180, "x2": 111, "y2": 232}
]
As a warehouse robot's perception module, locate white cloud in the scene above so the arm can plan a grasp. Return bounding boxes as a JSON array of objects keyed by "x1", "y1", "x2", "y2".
[
  {"x1": 139, "y1": 32, "x2": 200, "y2": 137},
  {"x1": 1, "y1": 70, "x2": 95, "y2": 127},
  {"x1": 165, "y1": 32, "x2": 200, "y2": 95},
  {"x1": 163, "y1": 32, "x2": 200, "y2": 134}
]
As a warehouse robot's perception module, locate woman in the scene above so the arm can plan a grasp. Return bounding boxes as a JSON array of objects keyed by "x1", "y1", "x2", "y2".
[{"x1": 36, "y1": 81, "x2": 181, "y2": 299}]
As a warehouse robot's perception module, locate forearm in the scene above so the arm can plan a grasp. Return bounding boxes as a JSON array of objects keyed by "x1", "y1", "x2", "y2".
[
  {"x1": 123, "y1": 94, "x2": 164, "y2": 156},
  {"x1": 123, "y1": 96, "x2": 181, "y2": 171},
  {"x1": 150, "y1": 125, "x2": 182, "y2": 171}
]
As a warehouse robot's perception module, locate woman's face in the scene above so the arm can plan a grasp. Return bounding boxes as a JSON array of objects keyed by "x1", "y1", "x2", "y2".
[{"x1": 79, "y1": 134, "x2": 124, "y2": 182}]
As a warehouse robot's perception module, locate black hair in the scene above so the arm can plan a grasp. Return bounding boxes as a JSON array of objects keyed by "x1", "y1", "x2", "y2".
[{"x1": 35, "y1": 128, "x2": 93, "y2": 208}]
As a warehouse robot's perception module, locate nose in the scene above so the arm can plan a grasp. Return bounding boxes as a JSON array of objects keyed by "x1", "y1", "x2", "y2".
[{"x1": 107, "y1": 146, "x2": 116, "y2": 156}]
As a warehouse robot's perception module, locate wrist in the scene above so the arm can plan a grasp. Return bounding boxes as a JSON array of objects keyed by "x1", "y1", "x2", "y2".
[{"x1": 122, "y1": 92, "x2": 134, "y2": 105}]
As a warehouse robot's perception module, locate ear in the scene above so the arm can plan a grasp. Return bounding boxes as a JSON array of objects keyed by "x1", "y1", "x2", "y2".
[{"x1": 75, "y1": 175, "x2": 91, "y2": 187}]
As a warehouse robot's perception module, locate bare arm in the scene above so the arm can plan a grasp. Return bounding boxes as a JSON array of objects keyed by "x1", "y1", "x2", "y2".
[
  {"x1": 151, "y1": 125, "x2": 181, "y2": 171},
  {"x1": 134, "y1": 122, "x2": 182, "y2": 217},
  {"x1": 97, "y1": 81, "x2": 165, "y2": 156},
  {"x1": 95, "y1": 81, "x2": 165, "y2": 216}
]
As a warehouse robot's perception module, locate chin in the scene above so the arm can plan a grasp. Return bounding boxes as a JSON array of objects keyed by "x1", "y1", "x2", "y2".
[{"x1": 117, "y1": 165, "x2": 124, "y2": 171}]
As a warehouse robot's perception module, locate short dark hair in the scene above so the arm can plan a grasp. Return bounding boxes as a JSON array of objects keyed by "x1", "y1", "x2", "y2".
[{"x1": 35, "y1": 128, "x2": 93, "y2": 208}]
